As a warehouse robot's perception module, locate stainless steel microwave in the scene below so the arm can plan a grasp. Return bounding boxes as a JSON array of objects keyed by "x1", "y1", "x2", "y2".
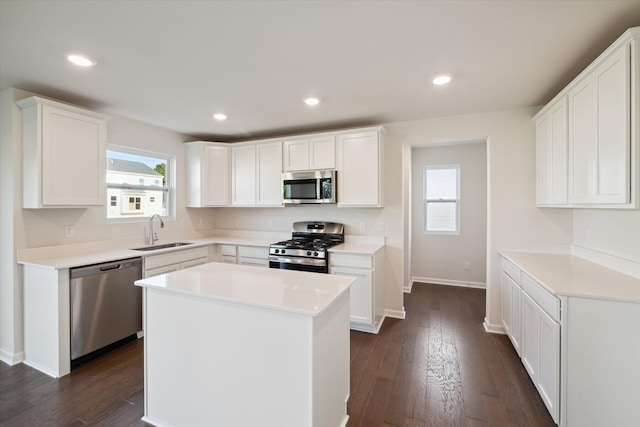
[{"x1": 282, "y1": 170, "x2": 336, "y2": 204}]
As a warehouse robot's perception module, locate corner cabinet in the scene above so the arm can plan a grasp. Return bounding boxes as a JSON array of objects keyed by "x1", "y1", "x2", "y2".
[
  {"x1": 336, "y1": 127, "x2": 385, "y2": 207},
  {"x1": 534, "y1": 26, "x2": 639, "y2": 209},
  {"x1": 185, "y1": 142, "x2": 230, "y2": 207},
  {"x1": 231, "y1": 141, "x2": 283, "y2": 207},
  {"x1": 18, "y1": 96, "x2": 109, "y2": 208}
]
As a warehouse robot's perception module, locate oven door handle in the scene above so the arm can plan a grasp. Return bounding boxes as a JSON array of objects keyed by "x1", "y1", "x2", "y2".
[{"x1": 268, "y1": 256, "x2": 326, "y2": 267}]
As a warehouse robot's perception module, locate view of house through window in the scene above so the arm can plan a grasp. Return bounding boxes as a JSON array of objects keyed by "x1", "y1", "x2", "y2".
[
  {"x1": 424, "y1": 165, "x2": 460, "y2": 233},
  {"x1": 106, "y1": 147, "x2": 172, "y2": 219}
]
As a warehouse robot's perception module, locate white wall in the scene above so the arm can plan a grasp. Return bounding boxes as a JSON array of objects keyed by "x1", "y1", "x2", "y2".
[
  {"x1": 573, "y1": 210, "x2": 640, "y2": 262},
  {"x1": 388, "y1": 107, "x2": 574, "y2": 331},
  {"x1": 0, "y1": 88, "x2": 217, "y2": 363},
  {"x1": 411, "y1": 142, "x2": 487, "y2": 286}
]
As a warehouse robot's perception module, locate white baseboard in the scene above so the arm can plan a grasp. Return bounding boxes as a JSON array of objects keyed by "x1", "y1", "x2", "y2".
[
  {"x1": 483, "y1": 318, "x2": 505, "y2": 335},
  {"x1": 403, "y1": 281, "x2": 413, "y2": 293},
  {"x1": 411, "y1": 276, "x2": 486, "y2": 289},
  {"x1": 0, "y1": 349, "x2": 24, "y2": 366},
  {"x1": 384, "y1": 308, "x2": 406, "y2": 320},
  {"x1": 23, "y1": 359, "x2": 61, "y2": 378},
  {"x1": 572, "y1": 245, "x2": 640, "y2": 279}
]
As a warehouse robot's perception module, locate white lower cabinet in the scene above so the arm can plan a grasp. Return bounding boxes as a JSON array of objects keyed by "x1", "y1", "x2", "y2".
[
  {"x1": 237, "y1": 246, "x2": 269, "y2": 267},
  {"x1": 218, "y1": 244, "x2": 238, "y2": 264},
  {"x1": 501, "y1": 257, "x2": 561, "y2": 425},
  {"x1": 502, "y1": 269, "x2": 523, "y2": 356},
  {"x1": 144, "y1": 246, "x2": 210, "y2": 278},
  {"x1": 330, "y1": 250, "x2": 384, "y2": 333}
]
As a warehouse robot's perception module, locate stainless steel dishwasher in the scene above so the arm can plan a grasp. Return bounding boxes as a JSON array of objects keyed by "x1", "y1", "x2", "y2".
[{"x1": 70, "y1": 257, "x2": 143, "y2": 364}]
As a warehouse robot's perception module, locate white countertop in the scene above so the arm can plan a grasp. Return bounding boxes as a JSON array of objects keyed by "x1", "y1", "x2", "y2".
[
  {"x1": 501, "y1": 251, "x2": 640, "y2": 303},
  {"x1": 135, "y1": 261, "x2": 355, "y2": 316},
  {"x1": 17, "y1": 231, "x2": 383, "y2": 269}
]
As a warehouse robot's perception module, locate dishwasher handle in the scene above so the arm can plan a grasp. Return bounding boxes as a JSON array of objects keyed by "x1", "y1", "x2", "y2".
[{"x1": 70, "y1": 258, "x2": 142, "y2": 279}]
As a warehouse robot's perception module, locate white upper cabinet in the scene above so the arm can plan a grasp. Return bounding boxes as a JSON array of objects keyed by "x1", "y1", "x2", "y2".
[
  {"x1": 336, "y1": 128, "x2": 384, "y2": 207},
  {"x1": 185, "y1": 142, "x2": 229, "y2": 207},
  {"x1": 232, "y1": 141, "x2": 283, "y2": 207},
  {"x1": 231, "y1": 144, "x2": 257, "y2": 206},
  {"x1": 569, "y1": 43, "x2": 631, "y2": 205},
  {"x1": 536, "y1": 98, "x2": 568, "y2": 206},
  {"x1": 283, "y1": 135, "x2": 335, "y2": 171},
  {"x1": 535, "y1": 27, "x2": 638, "y2": 209},
  {"x1": 18, "y1": 96, "x2": 109, "y2": 208},
  {"x1": 256, "y1": 142, "x2": 283, "y2": 206}
]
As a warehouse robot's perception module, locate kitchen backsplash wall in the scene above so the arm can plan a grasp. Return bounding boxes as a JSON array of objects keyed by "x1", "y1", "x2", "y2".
[{"x1": 573, "y1": 209, "x2": 640, "y2": 263}]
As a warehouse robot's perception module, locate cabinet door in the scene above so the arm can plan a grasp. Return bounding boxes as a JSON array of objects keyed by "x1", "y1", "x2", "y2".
[
  {"x1": 181, "y1": 258, "x2": 208, "y2": 270},
  {"x1": 231, "y1": 145, "x2": 256, "y2": 206},
  {"x1": 42, "y1": 105, "x2": 106, "y2": 206},
  {"x1": 309, "y1": 135, "x2": 335, "y2": 170},
  {"x1": 144, "y1": 263, "x2": 180, "y2": 278},
  {"x1": 568, "y1": 78, "x2": 595, "y2": 204},
  {"x1": 331, "y1": 267, "x2": 373, "y2": 324},
  {"x1": 538, "y1": 307, "x2": 560, "y2": 423},
  {"x1": 283, "y1": 139, "x2": 309, "y2": 171},
  {"x1": 203, "y1": 145, "x2": 229, "y2": 206},
  {"x1": 238, "y1": 258, "x2": 269, "y2": 268},
  {"x1": 336, "y1": 131, "x2": 382, "y2": 207},
  {"x1": 521, "y1": 292, "x2": 539, "y2": 381},
  {"x1": 592, "y1": 44, "x2": 630, "y2": 204},
  {"x1": 510, "y1": 277, "x2": 522, "y2": 356},
  {"x1": 536, "y1": 99, "x2": 568, "y2": 205},
  {"x1": 256, "y1": 142, "x2": 283, "y2": 206},
  {"x1": 501, "y1": 272, "x2": 513, "y2": 335}
]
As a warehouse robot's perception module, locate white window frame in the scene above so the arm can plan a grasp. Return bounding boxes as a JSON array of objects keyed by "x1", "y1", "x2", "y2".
[
  {"x1": 424, "y1": 164, "x2": 460, "y2": 235},
  {"x1": 106, "y1": 145, "x2": 175, "y2": 221}
]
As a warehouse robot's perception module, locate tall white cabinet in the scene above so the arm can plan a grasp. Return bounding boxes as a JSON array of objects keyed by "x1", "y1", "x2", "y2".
[
  {"x1": 535, "y1": 26, "x2": 639, "y2": 208},
  {"x1": 18, "y1": 96, "x2": 109, "y2": 208},
  {"x1": 336, "y1": 128, "x2": 385, "y2": 207}
]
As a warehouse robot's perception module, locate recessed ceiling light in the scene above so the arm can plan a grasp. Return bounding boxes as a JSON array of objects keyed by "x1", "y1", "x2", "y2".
[
  {"x1": 213, "y1": 113, "x2": 227, "y2": 121},
  {"x1": 433, "y1": 75, "x2": 452, "y2": 85},
  {"x1": 305, "y1": 97, "x2": 320, "y2": 106},
  {"x1": 67, "y1": 54, "x2": 96, "y2": 67}
]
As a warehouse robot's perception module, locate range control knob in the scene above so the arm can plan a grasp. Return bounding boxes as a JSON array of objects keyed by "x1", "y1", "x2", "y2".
[
  {"x1": 313, "y1": 251, "x2": 319, "y2": 257},
  {"x1": 281, "y1": 249, "x2": 286, "y2": 254},
  {"x1": 307, "y1": 251, "x2": 312, "y2": 256},
  {"x1": 275, "y1": 249, "x2": 280, "y2": 254}
]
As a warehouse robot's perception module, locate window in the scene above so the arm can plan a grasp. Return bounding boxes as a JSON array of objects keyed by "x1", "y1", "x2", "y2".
[
  {"x1": 106, "y1": 146, "x2": 173, "y2": 219},
  {"x1": 424, "y1": 165, "x2": 459, "y2": 234}
]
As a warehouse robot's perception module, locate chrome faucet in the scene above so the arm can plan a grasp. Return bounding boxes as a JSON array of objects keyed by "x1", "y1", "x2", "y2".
[{"x1": 148, "y1": 214, "x2": 165, "y2": 245}]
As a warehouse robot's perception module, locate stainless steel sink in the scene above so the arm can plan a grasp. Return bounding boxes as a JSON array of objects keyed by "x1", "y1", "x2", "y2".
[{"x1": 131, "y1": 242, "x2": 194, "y2": 251}]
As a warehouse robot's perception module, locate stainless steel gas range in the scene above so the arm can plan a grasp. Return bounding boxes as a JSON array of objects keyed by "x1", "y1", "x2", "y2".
[{"x1": 268, "y1": 221, "x2": 344, "y2": 273}]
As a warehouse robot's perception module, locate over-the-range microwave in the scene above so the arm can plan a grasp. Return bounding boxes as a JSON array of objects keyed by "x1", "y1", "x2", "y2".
[{"x1": 282, "y1": 170, "x2": 336, "y2": 204}]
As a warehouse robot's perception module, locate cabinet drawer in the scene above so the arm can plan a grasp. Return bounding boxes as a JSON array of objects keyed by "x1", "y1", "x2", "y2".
[
  {"x1": 330, "y1": 253, "x2": 373, "y2": 269},
  {"x1": 145, "y1": 246, "x2": 209, "y2": 270},
  {"x1": 145, "y1": 264, "x2": 180, "y2": 278},
  {"x1": 522, "y1": 273, "x2": 560, "y2": 321},
  {"x1": 181, "y1": 257, "x2": 208, "y2": 269},
  {"x1": 238, "y1": 257, "x2": 269, "y2": 268},
  {"x1": 237, "y1": 246, "x2": 267, "y2": 260},
  {"x1": 220, "y1": 245, "x2": 237, "y2": 256},
  {"x1": 221, "y1": 255, "x2": 237, "y2": 264},
  {"x1": 502, "y1": 258, "x2": 521, "y2": 284}
]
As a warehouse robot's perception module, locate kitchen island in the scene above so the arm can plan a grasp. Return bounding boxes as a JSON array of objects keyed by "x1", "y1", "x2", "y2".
[{"x1": 135, "y1": 261, "x2": 355, "y2": 427}]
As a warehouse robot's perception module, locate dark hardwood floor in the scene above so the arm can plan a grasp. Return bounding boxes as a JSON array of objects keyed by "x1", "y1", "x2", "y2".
[{"x1": 0, "y1": 283, "x2": 555, "y2": 427}]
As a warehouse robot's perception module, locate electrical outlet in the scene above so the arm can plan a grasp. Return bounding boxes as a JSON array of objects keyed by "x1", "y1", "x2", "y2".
[
  {"x1": 464, "y1": 261, "x2": 471, "y2": 270},
  {"x1": 199, "y1": 218, "x2": 203, "y2": 226},
  {"x1": 359, "y1": 221, "x2": 366, "y2": 231},
  {"x1": 585, "y1": 226, "x2": 591, "y2": 241},
  {"x1": 268, "y1": 220, "x2": 274, "y2": 230},
  {"x1": 378, "y1": 222, "x2": 384, "y2": 231},
  {"x1": 64, "y1": 226, "x2": 74, "y2": 237}
]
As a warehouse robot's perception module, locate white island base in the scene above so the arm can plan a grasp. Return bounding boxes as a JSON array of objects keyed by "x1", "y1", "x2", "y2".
[{"x1": 137, "y1": 262, "x2": 353, "y2": 427}]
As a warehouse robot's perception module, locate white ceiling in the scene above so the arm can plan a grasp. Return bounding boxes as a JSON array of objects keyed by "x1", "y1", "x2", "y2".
[{"x1": 1, "y1": 1, "x2": 639, "y2": 141}]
